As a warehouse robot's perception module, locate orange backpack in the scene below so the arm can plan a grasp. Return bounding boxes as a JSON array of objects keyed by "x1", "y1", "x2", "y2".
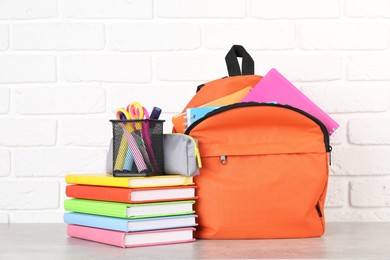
[{"x1": 176, "y1": 46, "x2": 331, "y2": 239}]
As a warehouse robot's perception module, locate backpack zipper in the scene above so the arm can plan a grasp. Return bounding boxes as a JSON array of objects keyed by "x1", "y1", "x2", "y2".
[
  {"x1": 166, "y1": 133, "x2": 202, "y2": 168},
  {"x1": 184, "y1": 102, "x2": 332, "y2": 154}
]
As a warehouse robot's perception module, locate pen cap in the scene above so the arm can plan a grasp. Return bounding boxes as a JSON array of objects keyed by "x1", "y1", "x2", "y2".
[{"x1": 150, "y1": 107, "x2": 162, "y2": 120}]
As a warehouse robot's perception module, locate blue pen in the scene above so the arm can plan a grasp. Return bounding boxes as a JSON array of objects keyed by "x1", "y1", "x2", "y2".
[{"x1": 150, "y1": 107, "x2": 162, "y2": 119}]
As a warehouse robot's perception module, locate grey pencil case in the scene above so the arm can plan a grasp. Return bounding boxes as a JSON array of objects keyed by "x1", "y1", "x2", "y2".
[{"x1": 163, "y1": 134, "x2": 202, "y2": 177}]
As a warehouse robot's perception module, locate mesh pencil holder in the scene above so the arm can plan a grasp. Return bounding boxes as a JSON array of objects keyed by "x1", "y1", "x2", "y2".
[{"x1": 110, "y1": 119, "x2": 165, "y2": 177}]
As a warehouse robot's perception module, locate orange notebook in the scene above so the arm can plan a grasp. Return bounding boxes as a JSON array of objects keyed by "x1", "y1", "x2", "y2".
[
  {"x1": 172, "y1": 86, "x2": 252, "y2": 133},
  {"x1": 66, "y1": 185, "x2": 197, "y2": 204}
]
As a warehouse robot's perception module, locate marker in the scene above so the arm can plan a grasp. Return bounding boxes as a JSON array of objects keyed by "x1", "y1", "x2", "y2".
[{"x1": 150, "y1": 107, "x2": 162, "y2": 119}]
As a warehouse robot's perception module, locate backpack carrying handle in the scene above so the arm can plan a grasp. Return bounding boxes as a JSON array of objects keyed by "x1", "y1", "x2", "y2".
[{"x1": 225, "y1": 45, "x2": 255, "y2": 77}]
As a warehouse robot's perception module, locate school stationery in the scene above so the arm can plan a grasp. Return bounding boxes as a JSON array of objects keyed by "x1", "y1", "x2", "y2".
[
  {"x1": 150, "y1": 107, "x2": 162, "y2": 119},
  {"x1": 67, "y1": 225, "x2": 195, "y2": 248},
  {"x1": 186, "y1": 107, "x2": 221, "y2": 127},
  {"x1": 172, "y1": 86, "x2": 252, "y2": 133},
  {"x1": 163, "y1": 134, "x2": 202, "y2": 176},
  {"x1": 64, "y1": 213, "x2": 198, "y2": 232},
  {"x1": 65, "y1": 185, "x2": 197, "y2": 203},
  {"x1": 113, "y1": 101, "x2": 163, "y2": 176},
  {"x1": 64, "y1": 199, "x2": 195, "y2": 219},
  {"x1": 241, "y1": 68, "x2": 339, "y2": 135},
  {"x1": 114, "y1": 107, "x2": 147, "y2": 173},
  {"x1": 65, "y1": 174, "x2": 194, "y2": 188},
  {"x1": 126, "y1": 102, "x2": 158, "y2": 172}
]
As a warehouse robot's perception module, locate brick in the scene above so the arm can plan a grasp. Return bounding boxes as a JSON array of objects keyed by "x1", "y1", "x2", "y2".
[
  {"x1": 348, "y1": 54, "x2": 390, "y2": 80},
  {"x1": 345, "y1": 0, "x2": 390, "y2": 18},
  {"x1": 111, "y1": 24, "x2": 200, "y2": 51},
  {"x1": 12, "y1": 212, "x2": 63, "y2": 223},
  {"x1": 0, "y1": 24, "x2": 8, "y2": 50},
  {"x1": 0, "y1": 88, "x2": 10, "y2": 113},
  {"x1": 63, "y1": 55, "x2": 151, "y2": 83},
  {"x1": 0, "y1": 56, "x2": 56, "y2": 83},
  {"x1": 0, "y1": 0, "x2": 57, "y2": 19},
  {"x1": 325, "y1": 208, "x2": 390, "y2": 222},
  {"x1": 0, "y1": 149, "x2": 10, "y2": 177},
  {"x1": 0, "y1": 213, "x2": 9, "y2": 223},
  {"x1": 350, "y1": 179, "x2": 390, "y2": 207},
  {"x1": 161, "y1": 113, "x2": 175, "y2": 133},
  {"x1": 330, "y1": 116, "x2": 347, "y2": 145},
  {"x1": 204, "y1": 24, "x2": 295, "y2": 50},
  {"x1": 0, "y1": 119, "x2": 56, "y2": 146},
  {"x1": 0, "y1": 181, "x2": 59, "y2": 209},
  {"x1": 156, "y1": 0, "x2": 245, "y2": 18},
  {"x1": 159, "y1": 54, "x2": 342, "y2": 82},
  {"x1": 63, "y1": 119, "x2": 111, "y2": 146},
  {"x1": 300, "y1": 23, "x2": 388, "y2": 50},
  {"x1": 158, "y1": 54, "x2": 228, "y2": 81},
  {"x1": 254, "y1": 54, "x2": 343, "y2": 82},
  {"x1": 331, "y1": 146, "x2": 390, "y2": 176},
  {"x1": 14, "y1": 23, "x2": 105, "y2": 50},
  {"x1": 15, "y1": 87, "x2": 105, "y2": 114},
  {"x1": 109, "y1": 85, "x2": 196, "y2": 113},
  {"x1": 300, "y1": 86, "x2": 389, "y2": 113},
  {"x1": 14, "y1": 148, "x2": 107, "y2": 177},
  {"x1": 250, "y1": 0, "x2": 339, "y2": 19},
  {"x1": 349, "y1": 118, "x2": 390, "y2": 145},
  {"x1": 325, "y1": 178, "x2": 346, "y2": 208},
  {"x1": 65, "y1": 0, "x2": 152, "y2": 19}
]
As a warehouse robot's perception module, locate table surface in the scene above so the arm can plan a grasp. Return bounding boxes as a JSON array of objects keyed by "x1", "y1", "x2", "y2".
[{"x1": 0, "y1": 223, "x2": 389, "y2": 260}]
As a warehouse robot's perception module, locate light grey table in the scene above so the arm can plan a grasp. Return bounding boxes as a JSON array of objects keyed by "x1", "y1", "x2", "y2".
[{"x1": 0, "y1": 223, "x2": 389, "y2": 259}]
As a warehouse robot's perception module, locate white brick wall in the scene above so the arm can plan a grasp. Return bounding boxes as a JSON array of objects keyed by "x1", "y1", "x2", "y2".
[
  {"x1": 350, "y1": 179, "x2": 390, "y2": 207},
  {"x1": 15, "y1": 87, "x2": 105, "y2": 114},
  {"x1": 345, "y1": 0, "x2": 390, "y2": 18},
  {"x1": 155, "y1": 0, "x2": 246, "y2": 18},
  {"x1": 348, "y1": 54, "x2": 390, "y2": 81},
  {"x1": 0, "y1": 0, "x2": 389, "y2": 223},
  {"x1": 0, "y1": 0, "x2": 58, "y2": 19},
  {"x1": 111, "y1": 24, "x2": 201, "y2": 51},
  {"x1": 62, "y1": 55, "x2": 151, "y2": 82},
  {"x1": 64, "y1": 0, "x2": 152, "y2": 19},
  {"x1": 204, "y1": 24, "x2": 295, "y2": 50},
  {"x1": 62, "y1": 119, "x2": 111, "y2": 146},
  {"x1": 250, "y1": 0, "x2": 340, "y2": 19},
  {"x1": 0, "y1": 119, "x2": 57, "y2": 146},
  {"x1": 0, "y1": 181, "x2": 59, "y2": 209},
  {"x1": 0, "y1": 149, "x2": 10, "y2": 177},
  {"x1": 14, "y1": 23, "x2": 105, "y2": 51},
  {"x1": 0, "y1": 24, "x2": 8, "y2": 50},
  {"x1": 14, "y1": 148, "x2": 107, "y2": 177},
  {"x1": 0, "y1": 56, "x2": 56, "y2": 83},
  {"x1": 0, "y1": 87, "x2": 10, "y2": 113},
  {"x1": 299, "y1": 23, "x2": 389, "y2": 50}
]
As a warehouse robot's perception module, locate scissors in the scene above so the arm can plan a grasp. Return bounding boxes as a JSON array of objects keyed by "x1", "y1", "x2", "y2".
[
  {"x1": 127, "y1": 102, "x2": 159, "y2": 172},
  {"x1": 115, "y1": 108, "x2": 148, "y2": 173}
]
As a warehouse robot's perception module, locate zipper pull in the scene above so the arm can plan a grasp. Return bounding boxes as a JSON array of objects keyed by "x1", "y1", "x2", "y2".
[
  {"x1": 328, "y1": 146, "x2": 332, "y2": 166},
  {"x1": 196, "y1": 147, "x2": 202, "y2": 168},
  {"x1": 220, "y1": 155, "x2": 227, "y2": 165}
]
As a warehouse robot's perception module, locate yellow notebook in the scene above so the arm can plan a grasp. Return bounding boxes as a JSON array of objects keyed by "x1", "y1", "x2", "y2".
[{"x1": 65, "y1": 174, "x2": 194, "y2": 188}]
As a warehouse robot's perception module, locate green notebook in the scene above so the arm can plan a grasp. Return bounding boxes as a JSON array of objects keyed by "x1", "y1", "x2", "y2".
[{"x1": 64, "y1": 199, "x2": 195, "y2": 219}]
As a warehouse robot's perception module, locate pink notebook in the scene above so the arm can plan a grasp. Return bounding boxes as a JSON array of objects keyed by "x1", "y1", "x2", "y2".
[
  {"x1": 67, "y1": 224, "x2": 195, "y2": 248},
  {"x1": 241, "y1": 68, "x2": 339, "y2": 135}
]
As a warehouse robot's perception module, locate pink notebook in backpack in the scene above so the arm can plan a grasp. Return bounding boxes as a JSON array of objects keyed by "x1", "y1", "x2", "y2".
[{"x1": 241, "y1": 68, "x2": 339, "y2": 135}]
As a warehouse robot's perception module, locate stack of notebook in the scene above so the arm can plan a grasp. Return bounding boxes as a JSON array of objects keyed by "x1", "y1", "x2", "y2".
[{"x1": 64, "y1": 174, "x2": 197, "y2": 248}]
